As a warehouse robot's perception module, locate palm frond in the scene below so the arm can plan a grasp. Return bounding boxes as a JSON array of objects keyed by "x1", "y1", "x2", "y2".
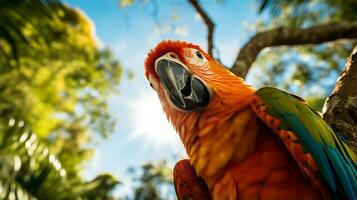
[{"x1": 0, "y1": 118, "x2": 68, "y2": 199}]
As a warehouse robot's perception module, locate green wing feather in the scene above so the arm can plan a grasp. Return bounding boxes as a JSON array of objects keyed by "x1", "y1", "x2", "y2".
[{"x1": 254, "y1": 87, "x2": 357, "y2": 199}]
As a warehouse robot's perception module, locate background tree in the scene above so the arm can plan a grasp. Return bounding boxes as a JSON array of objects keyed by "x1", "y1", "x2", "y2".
[
  {"x1": 126, "y1": 161, "x2": 176, "y2": 200},
  {"x1": 0, "y1": 0, "x2": 121, "y2": 199}
]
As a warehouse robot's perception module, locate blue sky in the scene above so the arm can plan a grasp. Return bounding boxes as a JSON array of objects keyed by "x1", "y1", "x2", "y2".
[{"x1": 65, "y1": 0, "x2": 262, "y2": 196}]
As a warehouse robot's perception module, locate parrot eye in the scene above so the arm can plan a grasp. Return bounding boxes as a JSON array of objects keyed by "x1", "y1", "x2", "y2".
[
  {"x1": 184, "y1": 48, "x2": 207, "y2": 67},
  {"x1": 196, "y1": 51, "x2": 203, "y2": 59},
  {"x1": 149, "y1": 82, "x2": 154, "y2": 88}
]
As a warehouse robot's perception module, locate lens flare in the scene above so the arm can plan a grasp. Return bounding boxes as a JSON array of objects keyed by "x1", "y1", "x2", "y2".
[{"x1": 127, "y1": 90, "x2": 182, "y2": 151}]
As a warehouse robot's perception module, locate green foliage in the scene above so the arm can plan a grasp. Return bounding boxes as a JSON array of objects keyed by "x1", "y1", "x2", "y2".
[
  {"x1": 126, "y1": 161, "x2": 176, "y2": 200},
  {"x1": 0, "y1": 0, "x2": 59, "y2": 60},
  {"x1": 0, "y1": 118, "x2": 120, "y2": 199},
  {"x1": 0, "y1": 0, "x2": 121, "y2": 199},
  {"x1": 119, "y1": 0, "x2": 133, "y2": 8},
  {"x1": 0, "y1": 2, "x2": 121, "y2": 137},
  {"x1": 258, "y1": 0, "x2": 357, "y2": 23},
  {"x1": 81, "y1": 174, "x2": 120, "y2": 200},
  {"x1": 0, "y1": 118, "x2": 68, "y2": 200}
]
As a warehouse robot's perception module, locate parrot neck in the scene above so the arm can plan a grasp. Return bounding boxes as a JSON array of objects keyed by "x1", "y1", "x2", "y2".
[
  {"x1": 181, "y1": 108, "x2": 263, "y2": 188},
  {"x1": 171, "y1": 77, "x2": 261, "y2": 188}
]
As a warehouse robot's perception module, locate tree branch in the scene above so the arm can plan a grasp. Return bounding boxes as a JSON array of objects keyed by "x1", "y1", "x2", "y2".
[
  {"x1": 323, "y1": 44, "x2": 357, "y2": 152},
  {"x1": 231, "y1": 21, "x2": 357, "y2": 78},
  {"x1": 188, "y1": 0, "x2": 215, "y2": 57}
]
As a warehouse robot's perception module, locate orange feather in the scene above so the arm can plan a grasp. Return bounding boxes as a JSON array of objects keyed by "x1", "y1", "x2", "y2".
[{"x1": 144, "y1": 41, "x2": 323, "y2": 200}]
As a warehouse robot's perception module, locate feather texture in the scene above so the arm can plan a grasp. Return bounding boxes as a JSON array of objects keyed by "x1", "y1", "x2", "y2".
[
  {"x1": 144, "y1": 41, "x2": 356, "y2": 200},
  {"x1": 251, "y1": 87, "x2": 357, "y2": 199}
]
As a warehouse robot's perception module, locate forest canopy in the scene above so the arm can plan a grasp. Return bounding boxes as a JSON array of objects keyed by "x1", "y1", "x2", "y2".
[{"x1": 0, "y1": 0, "x2": 121, "y2": 199}]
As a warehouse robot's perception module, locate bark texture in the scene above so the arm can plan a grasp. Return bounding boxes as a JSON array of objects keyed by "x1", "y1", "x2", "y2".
[
  {"x1": 323, "y1": 44, "x2": 357, "y2": 151},
  {"x1": 231, "y1": 21, "x2": 357, "y2": 78}
]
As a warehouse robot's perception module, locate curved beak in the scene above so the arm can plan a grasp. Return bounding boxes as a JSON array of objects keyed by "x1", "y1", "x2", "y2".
[{"x1": 155, "y1": 53, "x2": 210, "y2": 111}]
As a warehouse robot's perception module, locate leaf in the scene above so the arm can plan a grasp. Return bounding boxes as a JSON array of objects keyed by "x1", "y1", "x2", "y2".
[
  {"x1": 119, "y1": 0, "x2": 133, "y2": 8},
  {"x1": 0, "y1": 118, "x2": 69, "y2": 199}
]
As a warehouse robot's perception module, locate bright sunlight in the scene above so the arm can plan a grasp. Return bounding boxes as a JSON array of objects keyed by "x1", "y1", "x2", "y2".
[{"x1": 127, "y1": 90, "x2": 182, "y2": 150}]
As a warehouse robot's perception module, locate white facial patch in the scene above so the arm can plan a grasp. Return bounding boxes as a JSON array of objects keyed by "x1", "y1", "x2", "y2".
[{"x1": 184, "y1": 48, "x2": 208, "y2": 67}]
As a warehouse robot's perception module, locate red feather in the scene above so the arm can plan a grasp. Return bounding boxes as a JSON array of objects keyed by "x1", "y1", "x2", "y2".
[
  {"x1": 173, "y1": 159, "x2": 211, "y2": 200},
  {"x1": 144, "y1": 40, "x2": 208, "y2": 80}
]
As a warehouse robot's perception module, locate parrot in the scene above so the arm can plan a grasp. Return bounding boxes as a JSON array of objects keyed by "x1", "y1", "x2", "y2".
[{"x1": 144, "y1": 40, "x2": 357, "y2": 200}]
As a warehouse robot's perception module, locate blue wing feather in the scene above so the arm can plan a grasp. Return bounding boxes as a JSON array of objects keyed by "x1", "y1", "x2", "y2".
[
  {"x1": 254, "y1": 87, "x2": 357, "y2": 199},
  {"x1": 284, "y1": 114, "x2": 337, "y2": 192}
]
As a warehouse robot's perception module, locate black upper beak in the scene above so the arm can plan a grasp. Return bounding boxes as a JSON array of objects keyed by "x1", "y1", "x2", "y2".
[{"x1": 155, "y1": 58, "x2": 210, "y2": 111}]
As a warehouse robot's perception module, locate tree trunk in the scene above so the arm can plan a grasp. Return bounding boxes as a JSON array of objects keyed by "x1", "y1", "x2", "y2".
[{"x1": 323, "y1": 44, "x2": 357, "y2": 152}]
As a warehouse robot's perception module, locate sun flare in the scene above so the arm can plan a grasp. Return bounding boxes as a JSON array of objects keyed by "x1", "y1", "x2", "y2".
[{"x1": 127, "y1": 90, "x2": 182, "y2": 150}]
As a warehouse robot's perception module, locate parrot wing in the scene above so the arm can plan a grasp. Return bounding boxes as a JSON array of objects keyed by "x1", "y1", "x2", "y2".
[
  {"x1": 250, "y1": 87, "x2": 357, "y2": 200},
  {"x1": 173, "y1": 159, "x2": 211, "y2": 200}
]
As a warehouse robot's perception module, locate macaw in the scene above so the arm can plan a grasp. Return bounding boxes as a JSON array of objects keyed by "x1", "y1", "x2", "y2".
[{"x1": 144, "y1": 41, "x2": 357, "y2": 200}]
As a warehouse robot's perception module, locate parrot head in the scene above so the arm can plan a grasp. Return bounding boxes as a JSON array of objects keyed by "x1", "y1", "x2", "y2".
[
  {"x1": 144, "y1": 40, "x2": 255, "y2": 140},
  {"x1": 145, "y1": 41, "x2": 212, "y2": 111}
]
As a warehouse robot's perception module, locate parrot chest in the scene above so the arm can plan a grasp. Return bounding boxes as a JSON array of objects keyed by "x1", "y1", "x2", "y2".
[
  {"x1": 211, "y1": 132, "x2": 322, "y2": 200},
  {"x1": 187, "y1": 108, "x2": 260, "y2": 187},
  {"x1": 183, "y1": 107, "x2": 322, "y2": 200}
]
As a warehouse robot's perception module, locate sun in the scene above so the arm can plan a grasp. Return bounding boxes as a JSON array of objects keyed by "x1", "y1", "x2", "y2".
[{"x1": 127, "y1": 90, "x2": 182, "y2": 150}]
